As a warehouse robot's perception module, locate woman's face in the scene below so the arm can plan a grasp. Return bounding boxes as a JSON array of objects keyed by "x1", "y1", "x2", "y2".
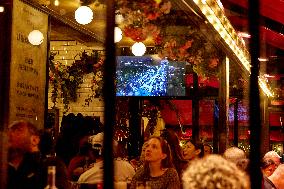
[
  {"x1": 183, "y1": 141, "x2": 197, "y2": 160},
  {"x1": 144, "y1": 138, "x2": 166, "y2": 163}
]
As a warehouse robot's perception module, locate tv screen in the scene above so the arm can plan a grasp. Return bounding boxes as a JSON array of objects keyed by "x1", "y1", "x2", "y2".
[{"x1": 116, "y1": 56, "x2": 186, "y2": 96}]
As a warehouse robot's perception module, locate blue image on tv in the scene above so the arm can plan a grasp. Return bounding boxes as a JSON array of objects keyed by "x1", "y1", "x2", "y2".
[{"x1": 116, "y1": 56, "x2": 186, "y2": 96}]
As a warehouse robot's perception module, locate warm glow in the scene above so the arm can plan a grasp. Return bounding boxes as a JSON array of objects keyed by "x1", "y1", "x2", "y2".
[
  {"x1": 0, "y1": 6, "x2": 4, "y2": 12},
  {"x1": 192, "y1": 0, "x2": 274, "y2": 97},
  {"x1": 258, "y1": 57, "x2": 269, "y2": 62},
  {"x1": 259, "y1": 78, "x2": 274, "y2": 97},
  {"x1": 114, "y1": 27, "x2": 123, "y2": 43},
  {"x1": 131, "y1": 42, "x2": 146, "y2": 56},
  {"x1": 54, "y1": 0, "x2": 59, "y2": 6},
  {"x1": 75, "y1": 6, "x2": 93, "y2": 25},
  {"x1": 28, "y1": 30, "x2": 44, "y2": 45},
  {"x1": 238, "y1": 32, "x2": 251, "y2": 38}
]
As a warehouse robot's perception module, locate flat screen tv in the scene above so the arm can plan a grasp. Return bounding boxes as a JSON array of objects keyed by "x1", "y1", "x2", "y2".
[{"x1": 116, "y1": 56, "x2": 186, "y2": 96}]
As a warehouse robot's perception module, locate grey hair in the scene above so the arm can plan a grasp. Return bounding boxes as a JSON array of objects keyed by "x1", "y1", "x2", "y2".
[{"x1": 182, "y1": 154, "x2": 250, "y2": 189}]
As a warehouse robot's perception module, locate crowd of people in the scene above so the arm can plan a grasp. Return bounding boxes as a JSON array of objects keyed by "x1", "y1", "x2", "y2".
[{"x1": 5, "y1": 119, "x2": 284, "y2": 189}]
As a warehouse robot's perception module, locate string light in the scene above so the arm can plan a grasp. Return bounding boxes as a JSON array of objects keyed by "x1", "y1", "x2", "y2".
[{"x1": 192, "y1": 0, "x2": 273, "y2": 97}]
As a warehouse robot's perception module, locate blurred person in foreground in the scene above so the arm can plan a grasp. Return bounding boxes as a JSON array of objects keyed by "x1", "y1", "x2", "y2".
[
  {"x1": 223, "y1": 146, "x2": 249, "y2": 172},
  {"x1": 130, "y1": 136, "x2": 180, "y2": 189},
  {"x1": 263, "y1": 164, "x2": 284, "y2": 189},
  {"x1": 182, "y1": 154, "x2": 250, "y2": 189},
  {"x1": 7, "y1": 120, "x2": 69, "y2": 189}
]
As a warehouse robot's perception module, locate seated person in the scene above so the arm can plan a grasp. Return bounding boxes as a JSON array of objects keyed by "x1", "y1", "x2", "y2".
[
  {"x1": 261, "y1": 158, "x2": 277, "y2": 177},
  {"x1": 182, "y1": 140, "x2": 204, "y2": 161},
  {"x1": 263, "y1": 151, "x2": 281, "y2": 167},
  {"x1": 263, "y1": 164, "x2": 284, "y2": 189},
  {"x1": 130, "y1": 136, "x2": 180, "y2": 189},
  {"x1": 7, "y1": 120, "x2": 70, "y2": 189},
  {"x1": 182, "y1": 154, "x2": 250, "y2": 189},
  {"x1": 78, "y1": 132, "x2": 135, "y2": 183},
  {"x1": 67, "y1": 140, "x2": 96, "y2": 181}
]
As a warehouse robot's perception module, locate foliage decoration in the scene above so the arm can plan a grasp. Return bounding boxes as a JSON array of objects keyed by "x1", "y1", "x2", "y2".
[
  {"x1": 116, "y1": 0, "x2": 221, "y2": 79},
  {"x1": 157, "y1": 26, "x2": 222, "y2": 78},
  {"x1": 116, "y1": 0, "x2": 171, "y2": 42},
  {"x1": 49, "y1": 50, "x2": 104, "y2": 113}
]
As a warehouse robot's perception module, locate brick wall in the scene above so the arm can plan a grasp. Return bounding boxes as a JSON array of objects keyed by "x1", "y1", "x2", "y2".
[{"x1": 48, "y1": 40, "x2": 105, "y2": 127}]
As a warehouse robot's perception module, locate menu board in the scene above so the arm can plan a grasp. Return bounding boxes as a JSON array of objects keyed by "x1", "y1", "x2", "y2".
[{"x1": 9, "y1": 0, "x2": 48, "y2": 129}]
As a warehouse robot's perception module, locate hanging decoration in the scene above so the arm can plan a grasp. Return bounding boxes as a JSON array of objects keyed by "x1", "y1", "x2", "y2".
[
  {"x1": 157, "y1": 26, "x2": 221, "y2": 78},
  {"x1": 75, "y1": 6, "x2": 93, "y2": 25},
  {"x1": 116, "y1": 0, "x2": 171, "y2": 42},
  {"x1": 49, "y1": 50, "x2": 104, "y2": 112}
]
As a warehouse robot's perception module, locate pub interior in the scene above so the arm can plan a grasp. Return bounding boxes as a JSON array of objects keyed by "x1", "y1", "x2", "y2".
[{"x1": 0, "y1": 0, "x2": 284, "y2": 189}]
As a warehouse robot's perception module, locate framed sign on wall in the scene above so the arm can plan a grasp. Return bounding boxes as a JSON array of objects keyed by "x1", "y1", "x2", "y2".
[{"x1": 9, "y1": 0, "x2": 48, "y2": 129}]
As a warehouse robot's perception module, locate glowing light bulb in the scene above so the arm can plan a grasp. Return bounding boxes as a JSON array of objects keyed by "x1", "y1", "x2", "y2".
[
  {"x1": 131, "y1": 42, "x2": 146, "y2": 56},
  {"x1": 28, "y1": 30, "x2": 44, "y2": 45},
  {"x1": 114, "y1": 27, "x2": 122, "y2": 43},
  {"x1": 75, "y1": 6, "x2": 93, "y2": 25}
]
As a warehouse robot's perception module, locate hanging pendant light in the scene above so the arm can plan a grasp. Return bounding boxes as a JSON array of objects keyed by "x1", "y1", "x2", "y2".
[
  {"x1": 131, "y1": 42, "x2": 146, "y2": 56},
  {"x1": 28, "y1": 30, "x2": 44, "y2": 45},
  {"x1": 75, "y1": 6, "x2": 93, "y2": 25},
  {"x1": 114, "y1": 27, "x2": 123, "y2": 43}
]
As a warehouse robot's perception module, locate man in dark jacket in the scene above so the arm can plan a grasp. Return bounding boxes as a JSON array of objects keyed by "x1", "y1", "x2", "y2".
[{"x1": 7, "y1": 120, "x2": 70, "y2": 189}]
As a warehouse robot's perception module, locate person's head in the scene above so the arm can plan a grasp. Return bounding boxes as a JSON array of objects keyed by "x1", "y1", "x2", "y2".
[
  {"x1": 140, "y1": 141, "x2": 148, "y2": 162},
  {"x1": 261, "y1": 158, "x2": 277, "y2": 177},
  {"x1": 263, "y1": 151, "x2": 281, "y2": 166},
  {"x1": 268, "y1": 164, "x2": 284, "y2": 189},
  {"x1": 204, "y1": 144, "x2": 213, "y2": 156},
  {"x1": 88, "y1": 132, "x2": 104, "y2": 158},
  {"x1": 223, "y1": 147, "x2": 249, "y2": 171},
  {"x1": 182, "y1": 140, "x2": 204, "y2": 160},
  {"x1": 223, "y1": 147, "x2": 246, "y2": 162},
  {"x1": 8, "y1": 120, "x2": 40, "y2": 153},
  {"x1": 144, "y1": 136, "x2": 173, "y2": 169},
  {"x1": 182, "y1": 154, "x2": 250, "y2": 189}
]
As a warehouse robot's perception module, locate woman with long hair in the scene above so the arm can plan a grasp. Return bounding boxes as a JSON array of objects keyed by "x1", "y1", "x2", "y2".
[
  {"x1": 161, "y1": 129, "x2": 188, "y2": 178},
  {"x1": 130, "y1": 136, "x2": 180, "y2": 189}
]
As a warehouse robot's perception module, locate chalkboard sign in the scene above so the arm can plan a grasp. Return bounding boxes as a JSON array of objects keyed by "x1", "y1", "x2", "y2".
[{"x1": 9, "y1": 0, "x2": 48, "y2": 129}]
